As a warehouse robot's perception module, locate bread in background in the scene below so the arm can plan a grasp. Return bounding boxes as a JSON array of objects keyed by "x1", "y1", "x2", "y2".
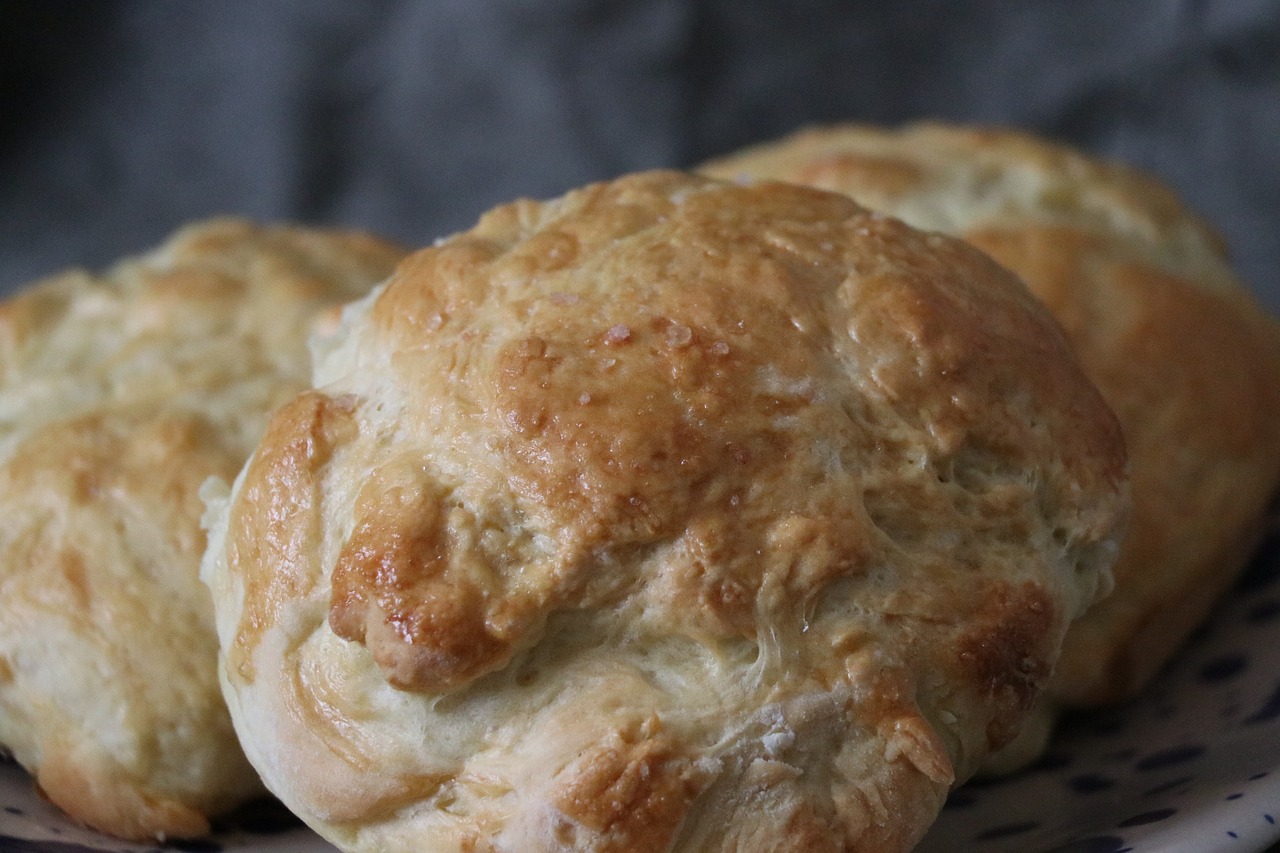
[
  {"x1": 0, "y1": 219, "x2": 404, "y2": 840},
  {"x1": 702, "y1": 123, "x2": 1280, "y2": 764}
]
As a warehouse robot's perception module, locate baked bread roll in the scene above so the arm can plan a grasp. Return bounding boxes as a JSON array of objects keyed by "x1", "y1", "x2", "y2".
[
  {"x1": 203, "y1": 171, "x2": 1127, "y2": 852},
  {"x1": 702, "y1": 124, "x2": 1280, "y2": 729},
  {"x1": 0, "y1": 219, "x2": 403, "y2": 840}
]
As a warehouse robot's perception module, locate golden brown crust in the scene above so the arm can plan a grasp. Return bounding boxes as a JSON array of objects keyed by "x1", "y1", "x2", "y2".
[
  {"x1": 550, "y1": 719, "x2": 711, "y2": 851},
  {"x1": 702, "y1": 123, "x2": 1280, "y2": 708},
  {"x1": 0, "y1": 219, "x2": 403, "y2": 840},
  {"x1": 204, "y1": 172, "x2": 1126, "y2": 851}
]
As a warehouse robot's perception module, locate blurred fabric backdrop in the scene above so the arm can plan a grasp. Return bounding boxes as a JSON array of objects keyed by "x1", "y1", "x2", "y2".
[{"x1": 2, "y1": 0, "x2": 1278, "y2": 310}]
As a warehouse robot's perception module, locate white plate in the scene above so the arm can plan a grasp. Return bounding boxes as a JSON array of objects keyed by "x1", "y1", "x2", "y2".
[{"x1": 3, "y1": 522, "x2": 1279, "y2": 853}]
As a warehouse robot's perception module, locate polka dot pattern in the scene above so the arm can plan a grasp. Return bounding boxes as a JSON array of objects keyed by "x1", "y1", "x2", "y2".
[{"x1": 1, "y1": 527, "x2": 1278, "y2": 851}]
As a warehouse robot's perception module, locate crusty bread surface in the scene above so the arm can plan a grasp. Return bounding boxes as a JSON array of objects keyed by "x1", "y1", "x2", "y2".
[{"x1": 203, "y1": 171, "x2": 1127, "y2": 852}]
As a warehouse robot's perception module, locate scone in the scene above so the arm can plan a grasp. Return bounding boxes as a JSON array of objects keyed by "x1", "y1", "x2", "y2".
[
  {"x1": 202, "y1": 171, "x2": 1127, "y2": 852},
  {"x1": 0, "y1": 219, "x2": 404, "y2": 841},
  {"x1": 702, "y1": 124, "x2": 1280, "y2": 727}
]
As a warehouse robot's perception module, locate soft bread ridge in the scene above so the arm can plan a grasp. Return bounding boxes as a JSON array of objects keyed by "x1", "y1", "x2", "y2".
[
  {"x1": 204, "y1": 172, "x2": 1127, "y2": 852},
  {"x1": 0, "y1": 219, "x2": 404, "y2": 840}
]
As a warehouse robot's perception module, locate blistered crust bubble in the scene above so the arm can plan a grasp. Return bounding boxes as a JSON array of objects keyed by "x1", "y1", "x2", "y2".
[{"x1": 204, "y1": 172, "x2": 1127, "y2": 852}]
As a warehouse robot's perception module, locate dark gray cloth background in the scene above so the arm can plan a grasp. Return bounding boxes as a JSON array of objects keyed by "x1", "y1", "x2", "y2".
[{"x1": 3, "y1": 0, "x2": 1278, "y2": 311}]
